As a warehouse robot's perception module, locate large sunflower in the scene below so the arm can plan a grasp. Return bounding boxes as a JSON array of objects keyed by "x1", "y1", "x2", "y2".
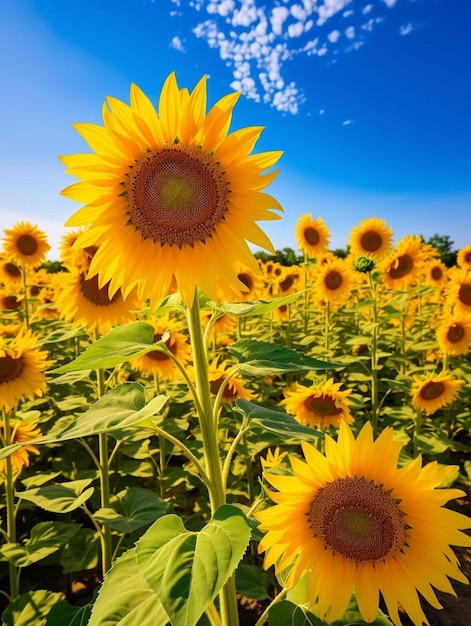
[
  {"x1": 411, "y1": 371, "x2": 464, "y2": 415},
  {"x1": 348, "y1": 217, "x2": 393, "y2": 260},
  {"x1": 256, "y1": 420, "x2": 471, "y2": 626},
  {"x1": 313, "y1": 258, "x2": 354, "y2": 305},
  {"x1": 381, "y1": 235, "x2": 426, "y2": 290},
  {"x1": 282, "y1": 379, "x2": 353, "y2": 429},
  {"x1": 436, "y1": 313, "x2": 471, "y2": 355},
  {"x1": 0, "y1": 418, "x2": 41, "y2": 478},
  {"x1": 61, "y1": 73, "x2": 282, "y2": 308},
  {"x1": 295, "y1": 214, "x2": 330, "y2": 257},
  {"x1": 2, "y1": 222, "x2": 50, "y2": 269},
  {"x1": 0, "y1": 329, "x2": 52, "y2": 411}
]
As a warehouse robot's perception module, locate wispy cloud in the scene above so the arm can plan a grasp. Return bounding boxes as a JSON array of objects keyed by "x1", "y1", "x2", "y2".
[
  {"x1": 170, "y1": 35, "x2": 186, "y2": 51},
  {"x1": 399, "y1": 22, "x2": 414, "y2": 36},
  {"x1": 169, "y1": 0, "x2": 417, "y2": 114}
]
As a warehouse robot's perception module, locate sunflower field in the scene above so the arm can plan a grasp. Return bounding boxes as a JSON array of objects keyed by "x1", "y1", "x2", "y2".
[{"x1": 1, "y1": 74, "x2": 471, "y2": 626}]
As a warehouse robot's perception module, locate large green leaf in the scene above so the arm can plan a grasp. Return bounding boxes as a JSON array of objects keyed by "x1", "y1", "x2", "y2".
[
  {"x1": 0, "y1": 522, "x2": 81, "y2": 567},
  {"x1": 88, "y1": 547, "x2": 169, "y2": 626},
  {"x1": 268, "y1": 601, "x2": 325, "y2": 626},
  {"x1": 51, "y1": 321, "x2": 164, "y2": 373},
  {"x1": 60, "y1": 528, "x2": 100, "y2": 573},
  {"x1": 235, "y1": 400, "x2": 322, "y2": 441},
  {"x1": 0, "y1": 383, "x2": 167, "y2": 462},
  {"x1": 216, "y1": 292, "x2": 303, "y2": 317},
  {"x1": 45, "y1": 598, "x2": 93, "y2": 626},
  {"x1": 136, "y1": 505, "x2": 251, "y2": 626},
  {"x1": 94, "y1": 487, "x2": 168, "y2": 533},
  {"x1": 2, "y1": 590, "x2": 64, "y2": 626},
  {"x1": 17, "y1": 479, "x2": 94, "y2": 513},
  {"x1": 228, "y1": 339, "x2": 341, "y2": 375}
]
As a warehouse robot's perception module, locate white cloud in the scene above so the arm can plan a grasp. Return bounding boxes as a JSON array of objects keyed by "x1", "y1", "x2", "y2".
[
  {"x1": 400, "y1": 23, "x2": 414, "y2": 36},
  {"x1": 345, "y1": 25, "x2": 355, "y2": 39},
  {"x1": 342, "y1": 119, "x2": 353, "y2": 125},
  {"x1": 328, "y1": 29, "x2": 340, "y2": 43},
  {"x1": 170, "y1": 35, "x2": 185, "y2": 51},
  {"x1": 382, "y1": 0, "x2": 397, "y2": 7}
]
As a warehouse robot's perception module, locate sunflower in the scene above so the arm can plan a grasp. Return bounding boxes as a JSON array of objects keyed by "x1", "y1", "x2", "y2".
[
  {"x1": 436, "y1": 313, "x2": 471, "y2": 356},
  {"x1": 0, "y1": 419, "x2": 41, "y2": 478},
  {"x1": 61, "y1": 73, "x2": 282, "y2": 308},
  {"x1": 348, "y1": 217, "x2": 393, "y2": 260},
  {"x1": 0, "y1": 288, "x2": 23, "y2": 314},
  {"x1": 381, "y1": 235, "x2": 427, "y2": 290},
  {"x1": 446, "y1": 268, "x2": 471, "y2": 315},
  {"x1": 0, "y1": 329, "x2": 52, "y2": 412},
  {"x1": 457, "y1": 244, "x2": 471, "y2": 270},
  {"x1": 295, "y1": 214, "x2": 330, "y2": 258},
  {"x1": 219, "y1": 263, "x2": 265, "y2": 302},
  {"x1": 410, "y1": 371, "x2": 464, "y2": 415},
  {"x1": 2, "y1": 222, "x2": 50, "y2": 269},
  {"x1": 55, "y1": 268, "x2": 141, "y2": 335},
  {"x1": 130, "y1": 315, "x2": 192, "y2": 381},
  {"x1": 208, "y1": 359, "x2": 255, "y2": 403},
  {"x1": 313, "y1": 258, "x2": 354, "y2": 305},
  {"x1": 422, "y1": 258, "x2": 448, "y2": 289},
  {"x1": 256, "y1": 420, "x2": 471, "y2": 626},
  {"x1": 0, "y1": 258, "x2": 22, "y2": 285},
  {"x1": 59, "y1": 229, "x2": 90, "y2": 272},
  {"x1": 282, "y1": 379, "x2": 353, "y2": 429}
]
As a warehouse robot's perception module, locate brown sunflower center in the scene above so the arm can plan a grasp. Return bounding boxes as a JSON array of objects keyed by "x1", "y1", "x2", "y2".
[
  {"x1": 124, "y1": 144, "x2": 228, "y2": 248},
  {"x1": 464, "y1": 252, "x2": 471, "y2": 264},
  {"x1": 146, "y1": 332, "x2": 178, "y2": 362},
  {"x1": 324, "y1": 270, "x2": 342, "y2": 291},
  {"x1": 389, "y1": 254, "x2": 413, "y2": 279},
  {"x1": 4, "y1": 262, "x2": 21, "y2": 279},
  {"x1": 80, "y1": 275, "x2": 120, "y2": 307},
  {"x1": 2, "y1": 295, "x2": 21, "y2": 311},
  {"x1": 210, "y1": 375, "x2": 238, "y2": 401},
  {"x1": 304, "y1": 227, "x2": 320, "y2": 246},
  {"x1": 279, "y1": 275, "x2": 295, "y2": 292},
  {"x1": 431, "y1": 265, "x2": 443, "y2": 281},
  {"x1": 458, "y1": 283, "x2": 471, "y2": 307},
  {"x1": 360, "y1": 230, "x2": 382, "y2": 252},
  {"x1": 238, "y1": 273, "x2": 253, "y2": 291},
  {"x1": 304, "y1": 393, "x2": 342, "y2": 416},
  {"x1": 308, "y1": 476, "x2": 406, "y2": 562},
  {"x1": 0, "y1": 354, "x2": 24, "y2": 383},
  {"x1": 447, "y1": 323, "x2": 465, "y2": 343},
  {"x1": 420, "y1": 380, "x2": 445, "y2": 400},
  {"x1": 17, "y1": 234, "x2": 39, "y2": 256}
]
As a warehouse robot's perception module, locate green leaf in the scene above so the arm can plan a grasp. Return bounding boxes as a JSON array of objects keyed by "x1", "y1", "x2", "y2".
[
  {"x1": 60, "y1": 528, "x2": 100, "y2": 573},
  {"x1": 136, "y1": 505, "x2": 251, "y2": 626},
  {"x1": 217, "y1": 292, "x2": 303, "y2": 317},
  {"x1": 88, "y1": 547, "x2": 169, "y2": 626},
  {"x1": 17, "y1": 479, "x2": 94, "y2": 513},
  {"x1": 51, "y1": 321, "x2": 161, "y2": 372},
  {"x1": 228, "y1": 339, "x2": 341, "y2": 375},
  {"x1": 0, "y1": 522, "x2": 81, "y2": 567},
  {"x1": 235, "y1": 564, "x2": 268, "y2": 600},
  {"x1": 268, "y1": 601, "x2": 326, "y2": 626},
  {"x1": 45, "y1": 599, "x2": 93, "y2": 626},
  {"x1": 235, "y1": 400, "x2": 322, "y2": 441},
  {"x1": 2, "y1": 590, "x2": 64, "y2": 626},
  {"x1": 94, "y1": 487, "x2": 168, "y2": 533}
]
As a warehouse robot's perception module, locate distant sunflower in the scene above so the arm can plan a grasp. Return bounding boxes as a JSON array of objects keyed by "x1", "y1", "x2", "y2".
[
  {"x1": 422, "y1": 258, "x2": 448, "y2": 289},
  {"x1": 59, "y1": 229, "x2": 90, "y2": 272},
  {"x1": 0, "y1": 289, "x2": 22, "y2": 314},
  {"x1": 0, "y1": 330, "x2": 52, "y2": 412},
  {"x1": 0, "y1": 419, "x2": 41, "y2": 478},
  {"x1": 348, "y1": 217, "x2": 393, "y2": 260},
  {"x1": 295, "y1": 214, "x2": 330, "y2": 257},
  {"x1": 411, "y1": 371, "x2": 464, "y2": 415},
  {"x1": 220, "y1": 264, "x2": 264, "y2": 302},
  {"x1": 55, "y1": 269, "x2": 140, "y2": 335},
  {"x1": 381, "y1": 235, "x2": 426, "y2": 290},
  {"x1": 256, "y1": 420, "x2": 471, "y2": 626},
  {"x1": 0, "y1": 258, "x2": 22, "y2": 284},
  {"x1": 2, "y1": 222, "x2": 50, "y2": 269},
  {"x1": 446, "y1": 268, "x2": 471, "y2": 315},
  {"x1": 314, "y1": 258, "x2": 354, "y2": 305},
  {"x1": 208, "y1": 359, "x2": 255, "y2": 403},
  {"x1": 61, "y1": 72, "x2": 282, "y2": 308},
  {"x1": 282, "y1": 379, "x2": 353, "y2": 429},
  {"x1": 130, "y1": 315, "x2": 191, "y2": 381},
  {"x1": 457, "y1": 244, "x2": 471, "y2": 270},
  {"x1": 436, "y1": 314, "x2": 471, "y2": 355}
]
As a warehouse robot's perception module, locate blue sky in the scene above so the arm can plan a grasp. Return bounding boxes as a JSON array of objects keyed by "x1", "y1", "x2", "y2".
[{"x1": 1, "y1": 0, "x2": 470, "y2": 259}]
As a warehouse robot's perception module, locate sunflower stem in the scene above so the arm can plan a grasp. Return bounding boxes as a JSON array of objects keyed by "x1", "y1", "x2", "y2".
[
  {"x1": 368, "y1": 274, "x2": 380, "y2": 437},
  {"x1": 2, "y1": 410, "x2": 19, "y2": 600},
  {"x1": 186, "y1": 289, "x2": 239, "y2": 626},
  {"x1": 21, "y1": 265, "x2": 30, "y2": 328},
  {"x1": 97, "y1": 366, "x2": 113, "y2": 577}
]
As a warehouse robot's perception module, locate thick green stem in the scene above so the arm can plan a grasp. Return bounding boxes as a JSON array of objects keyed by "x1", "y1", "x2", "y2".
[
  {"x1": 2, "y1": 411, "x2": 19, "y2": 599},
  {"x1": 369, "y1": 275, "x2": 379, "y2": 437},
  {"x1": 97, "y1": 367, "x2": 112, "y2": 576}
]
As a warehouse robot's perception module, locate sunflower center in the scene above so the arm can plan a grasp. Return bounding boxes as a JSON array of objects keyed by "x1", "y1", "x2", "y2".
[
  {"x1": 324, "y1": 270, "x2": 342, "y2": 290},
  {"x1": 0, "y1": 354, "x2": 24, "y2": 383},
  {"x1": 304, "y1": 393, "x2": 342, "y2": 416},
  {"x1": 389, "y1": 254, "x2": 413, "y2": 279},
  {"x1": 309, "y1": 476, "x2": 406, "y2": 563},
  {"x1": 2, "y1": 295, "x2": 21, "y2": 311},
  {"x1": 431, "y1": 265, "x2": 443, "y2": 281},
  {"x1": 4, "y1": 262, "x2": 21, "y2": 279},
  {"x1": 420, "y1": 381, "x2": 445, "y2": 400},
  {"x1": 17, "y1": 234, "x2": 39, "y2": 256},
  {"x1": 238, "y1": 273, "x2": 253, "y2": 290},
  {"x1": 465, "y1": 252, "x2": 471, "y2": 264},
  {"x1": 80, "y1": 274, "x2": 120, "y2": 307},
  {"x1": 279, "y1": 275, "x2": 295, "y2": 292},
  {"x1": 458, "y1": 283, "x2": 471, "y2": 307},
  {"x1": 360, "y1": 230, "x2": 382, "y2": 252},
  {"x1": 304, "y1": 227, "x2": 320, "y2": 246},
  {"x1": 146, "y1": 332, "x2": 178, "y2": 362},
  {"x1": 447, "y1": 324, "x2": 465, "y2": 343},
  {"x1": 124, "y1": 145, "x2": 228, "y2": 248}
]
